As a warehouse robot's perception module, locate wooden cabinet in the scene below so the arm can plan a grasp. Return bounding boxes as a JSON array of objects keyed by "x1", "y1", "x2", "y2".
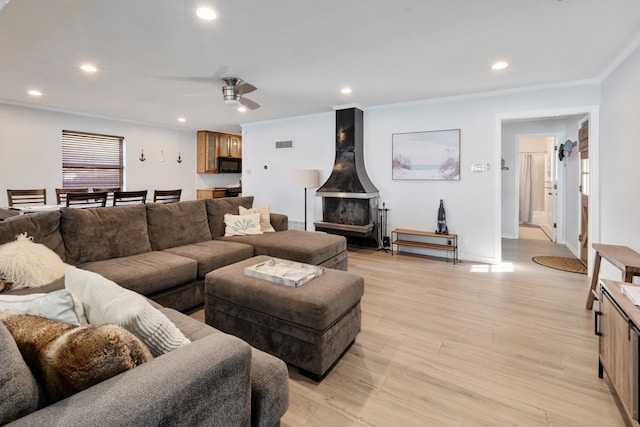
[
  {"x1": 197, "y1": 189, "x2": 227, "y2": 199},
  {"x1": 197, "y1": 131, "x2": 242, "y2": 174},
  {"x1": 217, "y1": 134, "x2": 242, "y2": 158},
  {"x1": 598, "y1": 280, "x2": 640, "y2": 425}
]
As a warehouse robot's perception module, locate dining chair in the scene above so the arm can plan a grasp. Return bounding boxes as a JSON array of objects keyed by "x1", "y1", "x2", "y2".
[
  {"x1": 113, "y1": 190, "x2": 148, "y2": 206},
  {"x1": 92, "y1": 187, "x2": 121, "y2": 205},
  {"x1": 6, "y1": 189, "x2": 47, "y2": 207},
  {"x1": 55, "y1": 188, "x2": 89, "y2": 205},
  {"x1": 66, "y1": 191, "x2": 108, "y2": 208},
  {"x1": 153, "y1": 189, "x2": 182, "y2": 203}
]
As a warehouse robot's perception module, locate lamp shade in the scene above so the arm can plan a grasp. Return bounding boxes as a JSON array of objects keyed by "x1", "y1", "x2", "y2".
[{"x1": 293, "y1": 170, "x2": 319, "y2": 188}]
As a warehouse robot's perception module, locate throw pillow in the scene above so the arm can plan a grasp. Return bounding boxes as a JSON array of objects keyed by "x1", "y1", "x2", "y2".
[
  {"x1": 64, "y1": 266, "x2": 191, "y2": 356},
  {"x1": 0, "y1": 312, "x2": 152, "y2": 403},
  {"x1": 0, "y1": 233, "x2": 66, "y2": 290},
  {"x1": 0, "y1": 322, "x2": 43, "y2": 425},
  {"x1": 224, "y1": 212, "x2": 262, "y2": 236},
  {"x1": 239, "y1": 205, "x2": 276, "y2": 233},
  {"x1": 0, "y1": 289, "x2": 88, "y2": 325}
]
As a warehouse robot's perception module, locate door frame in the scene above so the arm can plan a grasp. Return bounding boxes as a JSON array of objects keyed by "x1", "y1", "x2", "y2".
[
  {"x1": 497, "y1": 106, "x2": 600, "y2": 276},
  {"x1": 514, "y1": 132, "x2": 563, "y2": 242}
]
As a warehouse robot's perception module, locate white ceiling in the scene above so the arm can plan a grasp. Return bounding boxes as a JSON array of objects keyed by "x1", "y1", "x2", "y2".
[{"x1": 1, "y1": 0, "x2": 639, "y2": 133}]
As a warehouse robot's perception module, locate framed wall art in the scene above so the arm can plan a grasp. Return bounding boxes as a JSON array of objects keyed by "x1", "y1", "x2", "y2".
[{"x1": 392, "y1": 129, "x2": 460, "y2": 181}]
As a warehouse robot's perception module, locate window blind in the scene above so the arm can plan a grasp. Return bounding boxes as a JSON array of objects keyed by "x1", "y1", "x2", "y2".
[{"x1": 62, "y1": 130, "x2": 123, "y2": 189}]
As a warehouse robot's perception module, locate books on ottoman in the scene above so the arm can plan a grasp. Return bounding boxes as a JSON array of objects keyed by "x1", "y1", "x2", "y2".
[{"x1": 244, "y1": 258, "x2": 324, "y2": 287}]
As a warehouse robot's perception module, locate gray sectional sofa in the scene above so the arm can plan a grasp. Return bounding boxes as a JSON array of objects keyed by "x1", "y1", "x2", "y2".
[
  {"x1": 0, "y1": 196, "x2": 348, "y2": 312},
  {"x1": 0, "y1": 196, "x2": 348, "y2": 426}
]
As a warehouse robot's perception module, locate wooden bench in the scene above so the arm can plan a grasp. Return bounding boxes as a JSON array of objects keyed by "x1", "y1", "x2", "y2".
[{"x1": 585, "y1": 243, "x2": 640, "y2": 309}]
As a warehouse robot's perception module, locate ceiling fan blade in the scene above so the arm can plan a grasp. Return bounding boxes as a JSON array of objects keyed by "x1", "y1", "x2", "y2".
[
  {"x1": 237, "y1": 82, "x2": 257, "y2": 95},
  {"x1": 240, "y1": 97, "x2": 261, "y2": 110}
]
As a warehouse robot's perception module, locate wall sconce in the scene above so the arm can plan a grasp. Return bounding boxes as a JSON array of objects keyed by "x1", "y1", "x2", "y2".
[
  {"x1": 139, "y1": 149, "x2": 146, "y2": 162},
  {"x1": 501, "y1": 158, "x2": 509, "y2": 170},
  {"x1": 177, "y1": 153, "x2": 182, "y2": 164}
]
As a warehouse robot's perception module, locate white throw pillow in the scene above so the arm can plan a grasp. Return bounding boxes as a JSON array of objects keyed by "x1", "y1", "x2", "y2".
[
  {"x1": 64, "y1": 266, "x2": 190, "y2": 356},
  {"x1": 0, "y1": 233, "x2": 66, "y2": 289},
  {"x1": 224, "y1": 213, "x2": 263, "y2": 236},
  {"x1": 0, "y1": 289, "x2": 87, "y2": 325},
  {"x1": 239, "y1": 205, "x2": 276, "y2": 233}
]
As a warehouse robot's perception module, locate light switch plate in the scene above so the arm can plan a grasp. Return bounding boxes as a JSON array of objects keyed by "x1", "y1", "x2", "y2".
[{"x1": 471, "y1": 163, "x2": 486, "y2": 173}]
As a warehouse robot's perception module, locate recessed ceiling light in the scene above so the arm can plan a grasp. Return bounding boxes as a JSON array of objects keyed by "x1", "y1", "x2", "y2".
[
  {"x1": 341, "y1": 87, "x2": 352, "y2": 94},
  {"x1": 177, "y1": 117, "x2": 186, "y2": 122},
  {"x1": 196, "y1": 7, "x2": 217, "y2": 20},
  {"x1": 491, "y1": 61, "x2": 509, "y2": 70},
  {"x1": 80, "y1": 64, "x2": 97, "y2": 73},
  {"x1": 237, "y1": 106, "x2": 247, "y2": 112},
  {"x1": 27, "y1": 89, "x2": 42, "y2": 97}
]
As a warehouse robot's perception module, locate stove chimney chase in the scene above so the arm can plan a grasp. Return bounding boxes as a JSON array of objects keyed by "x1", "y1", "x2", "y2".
[
  {"x1": 316, "y1": 107, "x2": 379, "y2": 197},
  {"x1": 314, "y1": 107, "x2": 380, "y2": 245}
]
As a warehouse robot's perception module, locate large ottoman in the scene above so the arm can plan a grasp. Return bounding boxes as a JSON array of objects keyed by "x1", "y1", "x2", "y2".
[{"x1": 205, "y1": 255, "x2": 364, "y2": 380}]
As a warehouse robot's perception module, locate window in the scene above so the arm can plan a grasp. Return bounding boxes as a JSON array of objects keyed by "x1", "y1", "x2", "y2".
[{"x1": 62, "y1": 130, "x2": 123, "y2": 189}]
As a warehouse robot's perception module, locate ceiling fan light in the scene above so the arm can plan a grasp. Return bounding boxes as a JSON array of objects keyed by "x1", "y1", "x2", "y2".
[{"x1": 225, "y1": 98, "x2": 240, "y2": 105}]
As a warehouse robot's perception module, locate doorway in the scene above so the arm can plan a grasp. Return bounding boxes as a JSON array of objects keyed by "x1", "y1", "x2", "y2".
[
  {"x1": 518, "y1": 135, "x2": 556, "y2": 242},
  {"x1": 499, "y1": 108, "x2": 599, "y2": 276}
]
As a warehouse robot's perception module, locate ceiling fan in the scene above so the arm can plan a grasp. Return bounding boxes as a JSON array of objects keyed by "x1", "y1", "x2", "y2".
[{"x1": 221, "y1": 77, "x2": 260, "y2": 110}]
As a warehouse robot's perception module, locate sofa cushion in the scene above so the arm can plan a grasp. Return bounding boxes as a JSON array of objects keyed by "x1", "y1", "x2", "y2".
[
  {"x1": 164, "y1": 240, "x2": 254, "y2": 279},
  {"x1": 78, "y1": 251, "x2": 197, "y2": 296},
  {"x1": 65, "y1": 267, "x2": 191, "y2": 356},
  {"x1": 0, "y1": 312, "x2": 152, "y2": 403},
  {"x1": 0, "y1": 322, "x2": 43, "y2": 425},
  {"x1": 0, "y1": 289, "x2": 87, "y2": 325},
  {"x1": 205, "y1": 196, "x2": 254, "y2": 239},
  {"x1": 146, "y1": 200, "x2": 212, "y2": 251},
  {"x1": 0, "y1": 210, "x2": 65, "y2": 261},
  {"x1": 60, "y1": 205, "x2": 152, "y2": 265},
  {"x1": 220, "y1": 230, "x2": 347, "y2": 266},
  {"x1": 0, "y1": 233, "x2": 66, "y2": 289}
]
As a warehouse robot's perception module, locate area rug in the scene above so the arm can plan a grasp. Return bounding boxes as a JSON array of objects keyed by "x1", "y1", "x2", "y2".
[{"x1": 532, "y1": 256, "x2": 587, "y2": 274}]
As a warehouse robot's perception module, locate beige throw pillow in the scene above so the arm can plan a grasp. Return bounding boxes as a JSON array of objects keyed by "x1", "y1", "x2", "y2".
[
  {"x1": 64, "y1": 267, "x2": 190, "y2": 356},
  {"x1": 239, "y1": 205, "x2": 276, "y2": 233},
  {"x1": 0, "y1": 233, "x2": 66, "y2": 289},
  {"x1": 224, "y1": 213, "x2": 262, "y2": 236}
]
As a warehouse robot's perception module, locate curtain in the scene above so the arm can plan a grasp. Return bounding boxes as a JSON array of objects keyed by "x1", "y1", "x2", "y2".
[{"x1": 519, "y1": 153, "x2": 533, "y2": 224}]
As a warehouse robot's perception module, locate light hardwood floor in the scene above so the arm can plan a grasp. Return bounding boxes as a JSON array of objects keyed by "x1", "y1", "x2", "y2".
[
  {"x1": 194, "y1": 239, "x2": 627, "y2": 426},
  {"x1": 284, "y1": 239, "x2": 627, "y2": 427}
]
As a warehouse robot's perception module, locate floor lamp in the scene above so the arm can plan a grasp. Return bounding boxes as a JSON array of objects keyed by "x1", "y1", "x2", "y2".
[{"x1": 293, "y1": 170, "x2": 319, "y2": 231}]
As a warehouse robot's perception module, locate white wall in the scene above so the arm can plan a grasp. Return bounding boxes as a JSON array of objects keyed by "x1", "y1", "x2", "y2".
[
  {"x1": 242, "y1": 83, "x2": 600, "y2": 263},
  {"x1": 0, "y1": 104, "x2": 197, "y2": 206},
  {"x1": 599, "y1": 44, "x2": 640, "y2": 280}
]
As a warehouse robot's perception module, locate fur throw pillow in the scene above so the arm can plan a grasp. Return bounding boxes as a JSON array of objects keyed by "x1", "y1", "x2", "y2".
[
  {"x1": 0, "y1": 233, "x2": 66, "y2": 289},
  {"x1": 0, "y1": 312, "x2": 153, "y2": 403}
]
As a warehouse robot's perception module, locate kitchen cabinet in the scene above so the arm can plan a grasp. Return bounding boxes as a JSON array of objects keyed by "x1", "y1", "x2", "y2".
[
  {"x1": 197, "y1": 131, "x2": 242, "y2": 174},
  {"x1": 196, "y1": 189, "x2": 228, "y2": 199}
]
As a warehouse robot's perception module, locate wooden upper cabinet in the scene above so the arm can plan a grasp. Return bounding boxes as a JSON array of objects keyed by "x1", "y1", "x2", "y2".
[
  {"x1": 197, "y1": 130, "x2": 242, "y2": 174},
  {"x1": 217, "y1": 134, "x2": 242, "y2": 159}
]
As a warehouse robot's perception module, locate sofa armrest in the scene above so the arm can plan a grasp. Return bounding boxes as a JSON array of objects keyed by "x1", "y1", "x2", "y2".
[
  {"x1": 270, "y1": 213, "x2": 288, "y2": 231},
  {"x1": 10, "y1": 334, "x2": 252, "y2": 427}
]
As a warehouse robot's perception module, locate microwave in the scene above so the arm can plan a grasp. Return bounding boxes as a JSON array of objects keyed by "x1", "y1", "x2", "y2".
[{"x1": 218, "y1": 157, "x2": 242, "y2": 173}]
